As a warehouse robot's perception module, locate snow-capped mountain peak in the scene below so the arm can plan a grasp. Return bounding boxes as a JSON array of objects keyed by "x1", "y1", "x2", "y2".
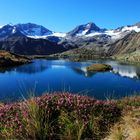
[
  {"x1": 70, "y1": 22, "x2": 140, "y2": 40},
  {"x1": 67, "y1": 22, "x2": 103, "y2": 37},
  {"x1": 0, "y1": 23, "x2": 67, "y2": 40},
  {"x1": 0, "y1": 21, "x2": 140, "y2": 42}
]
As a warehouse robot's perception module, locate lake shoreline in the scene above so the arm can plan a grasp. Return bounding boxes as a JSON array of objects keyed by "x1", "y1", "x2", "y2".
[
  {"x1": 0, "y1": 51, "x2": 31, "y2": 68},
  {"x1": 24, "y1": 53, "x2": 140, "y2": 66}
]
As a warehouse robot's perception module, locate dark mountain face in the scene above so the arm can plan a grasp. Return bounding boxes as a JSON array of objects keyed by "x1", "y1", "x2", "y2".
[
  {"x1": 0, "y1": 36, "x2": 71, "y2": 55},
  {"x1": 0, "y1": 24, "x2": 14, "y2": 39},
  {"x1": 59, "y1": 33, "x2": 111, "y2": 51},
  {"x1": 46, "y1": 36, "x2": 61, "y2": 43}
]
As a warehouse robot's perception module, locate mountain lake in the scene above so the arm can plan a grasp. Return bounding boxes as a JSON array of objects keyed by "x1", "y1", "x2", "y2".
[{"x1": 0, "y1": 59, "x2": 140, "y2": 102}]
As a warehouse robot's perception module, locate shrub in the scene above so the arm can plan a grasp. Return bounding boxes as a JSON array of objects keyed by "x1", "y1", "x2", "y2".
[{"x1": 0, "y1": 93, "x2": 121, "y2": 139}]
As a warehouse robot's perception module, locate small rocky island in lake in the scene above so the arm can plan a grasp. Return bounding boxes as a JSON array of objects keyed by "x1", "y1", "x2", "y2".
[
  {"x1": 87, "y1": 63, "x2": 113, "y2": 72},
  {"x1": 0, "y1": 51, "x2": 31, "y2": 67}
]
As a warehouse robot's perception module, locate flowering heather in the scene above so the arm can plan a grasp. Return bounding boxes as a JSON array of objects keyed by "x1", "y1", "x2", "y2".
[{"x1": 0, "y1": 92, "x2": 121, "y2": 139}]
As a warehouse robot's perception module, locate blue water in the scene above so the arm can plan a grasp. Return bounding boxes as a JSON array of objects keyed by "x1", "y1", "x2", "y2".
[{"x1": 0, "y1": 59, "x2": 140, "y2": 101}]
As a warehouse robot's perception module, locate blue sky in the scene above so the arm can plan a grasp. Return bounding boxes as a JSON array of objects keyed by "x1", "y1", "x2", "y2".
[{"x1": 0, "y1": 0, "x2": 140, "y2": 32}]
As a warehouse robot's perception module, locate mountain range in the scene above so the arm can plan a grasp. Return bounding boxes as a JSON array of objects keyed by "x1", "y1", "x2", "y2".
[
  {"x1": 0, "y1": 22, "x2": 140, "y2": 60},
  {"x1": 1, "y1": 22, "x2": 140, "y2": 40}
]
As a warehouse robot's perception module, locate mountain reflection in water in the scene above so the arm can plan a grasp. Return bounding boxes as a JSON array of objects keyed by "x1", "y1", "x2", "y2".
[
  {"x1": 107, "y1": 61, "x2": 140, "y2": 79},
  {"x1": 1, "y1": 59, "x2": 140, "y2": 80}
]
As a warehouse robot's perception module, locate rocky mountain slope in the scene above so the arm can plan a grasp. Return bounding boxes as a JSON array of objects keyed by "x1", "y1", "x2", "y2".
[
  {"x1": 0, "y1": 35, "x2": 72, "y2": 55},
  {"x1": 108, "y1": 31, "x2": 140, "y2": 62}
]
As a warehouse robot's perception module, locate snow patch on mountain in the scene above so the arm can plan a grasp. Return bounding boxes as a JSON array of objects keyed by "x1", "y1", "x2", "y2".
[
  {"x1": 27, "y1": 35, "x2": 47, "y2": 39},
  {"x1": 76, "y1": 29, "x2": 89, "y2": 36},
  {"x1": 51, "y1": 32, "x2": 66, "y2": 37},
  {"x1": 12, "y1": 27, "x2": 16, "y2": 34},
  {"x1": 85, "y1": 30, "x2": 126, "y2": 40},
  {"x1": 0, "y1": 25, "x2": 4, "y2": 29},
  {"x1": 85, "y1": 32, "x2": 102, "y2": 37},
  {"x1": 27, "y1": 32, "x2": 66, "y2": 39},
  {"x1": 121, "y1": 25, "x2": 140, "y2": 32}
]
